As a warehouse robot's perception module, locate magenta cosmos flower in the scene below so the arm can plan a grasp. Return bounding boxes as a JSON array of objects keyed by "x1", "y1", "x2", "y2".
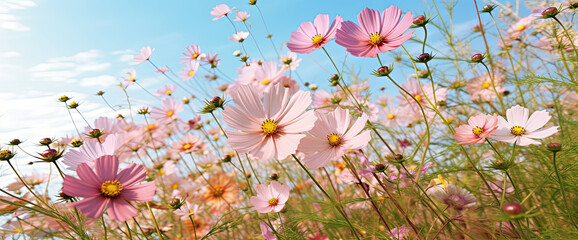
[
  {"x1": 491, "y1": 105, "x2": 559, "y2": 146},
  {"x1": 287, "y1": 14, "x2": 343, "y2": 54},
  {"x1": 133, "y1": 46, "x2": 154, "y2": 64},
  {"x1": 297, "y1": 107, "x2": 371, "y2": 169},
  {"x1": 249, "y1": 181, "x2": 290, "y2": 213},
  {"x1": 62, "y1": 155, "x2": 155, "y2": 222},
  {"x1": 453, "y1": 114, "x2": 498, "y2": 145},
  {"x1": 336, "y1": 6, "x2": 414, "y2": 58},
  {"x1": 222, "y1": 83, "x2": 316, "y2": 160}
]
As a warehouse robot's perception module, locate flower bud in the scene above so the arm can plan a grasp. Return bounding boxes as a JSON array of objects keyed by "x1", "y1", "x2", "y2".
[
  {"x1": 221, "y1": 155, "x2": 232, "y2": 163},
  {"x1": 541, "y1": 7, "x2": 559, "y2": 18},
  {"x1": 39, "y1": 138, "x2": 53, "y2": 146},
  {"x1": 137, "y1": 107, "x2": 150, "y2": 115},
  {"x1": 270, "y1": 173, "x2": 279, "y2": 181},
  {"x1": 248, "y1": 0, "x2": 257, "y2": 5},
  {"x1": 87, "y1": 129, "x2": 104, "y2": 139},
  {"x1": 58, "y1": 95, "x2": 70, "y2": 102},
  {"x1": 547, "y1": 142, "x2": 561, "y2": 152},
  {"x1": 68, "y1": 101, "x2": 79, "y2": 109},
  {"x1": 309, "y1": 84, "x2": 318, "y2": 91},
  {"x1": 168, "y1": 198, "x2": 185, "y2": 210},
  {"x1": 394, "y1": 154, "x2": 404, "y2": 162},
  {"x1": 416, "y1": 53, "x2": 433, "y2": 63},
  {"x1": 70, "y1": 138, "x2": 83, "y2": 148},
  {"x1": 96, "y1": 91, "x2": 105, "y2": 96},
  {"x1": 470, "y1": 53, "x2": 484, "y2": 63},
  {"x1": 9, "y1": 139, "x2": 21, "y2": 146},
  {"x1": 412, "y1": 15, "x2": 427, "y2": 27},
  {"x1": 0, "y1": 149, "x2": 15, "y2": 161},
  {"x1": 502, "y1": 202, "x2": 524, "y2": 215},
  {"x1": 375, "y1": 163, "x2": 386, "y2": 172},
  {"x1": 372, "y1": 65, "x2": 393, "y2": 77},
  {"x1": 481, "y1": 5, "x2": 497, "y2": 13}
]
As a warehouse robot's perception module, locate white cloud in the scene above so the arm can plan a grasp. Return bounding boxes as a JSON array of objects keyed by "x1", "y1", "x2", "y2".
[
  {"x1": 0, "y1": 51, "x2": 20, "y2": 58},
  {"x1": 79, "y1": 74, "x2": 118, "y2": 87},
  {"x1": 29, "y1": 50, "x2": 113, "y2": 83},
  {"x1": 0, "y1": 0, "x2": 36, "y2": 32}
]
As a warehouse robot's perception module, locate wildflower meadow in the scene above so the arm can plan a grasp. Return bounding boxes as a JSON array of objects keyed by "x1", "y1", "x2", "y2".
[{"x1": 2, "y1": 0, "x2": 578, "y2": 239}]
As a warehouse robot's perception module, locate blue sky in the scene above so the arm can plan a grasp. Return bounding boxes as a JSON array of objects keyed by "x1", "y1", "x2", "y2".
[{"x1": 0, "y1": 0, "x2": 533, "y2": 153}]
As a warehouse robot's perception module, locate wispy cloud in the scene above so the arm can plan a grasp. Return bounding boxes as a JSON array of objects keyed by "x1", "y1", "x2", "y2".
[
  {"x1": 29, "y1": 50, "x2": 113, "y2": 84},
  {"x1": 0, "y1": 0, "x2": 37, "y2": 32}
]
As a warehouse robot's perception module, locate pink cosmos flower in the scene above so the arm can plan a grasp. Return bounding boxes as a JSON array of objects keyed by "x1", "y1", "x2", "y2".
[
  {"x1": 234, "y1": 11, "x2": 250, "y2": 22},
  {"x1": 181, "y1": 44, "x2": 203, "y2": 62},
  {"x1": 154, "y1": 66, "x2": 170, "y2": 74},
  {"x1": 62, "y1": 134, "x2": 125, "y2": 171},
  {"x1": 172, "y1": 133, "x2": 201, "y2": 154},
  {"x1": 491, "y1": 105, "x2": 559, "y2": 146},
  {"x1": 222, "y1": 83, "x2": 316, "y2": 160},
  {"x1": 153, "y1": 84, "x2": 177, "y2": 97},
  {"x1": 336, "y1": 6, "x2": 414, "y2": 58},
  {"x1": 123, "y1": 69, "x2": 137, "y2": 84},
  {"x1": 133, "y1": 46, "x2": 154, "y2": 64},
  {"x1": 388, "y1": 225, "x2": 410, "y2": 240},
  {"x1": 287, "y1": 14, "x2": 343, "y2": 54},
  {"x1": 210, "y1": 4, "x2": 233, "y2": 21},
  {"x1": 203, "y1": 52, "x2": 220, "y2": 68},
  {"x1": 280, "y1": 52, "x2": 302, "y2": 71},
  {"x1": 453, "y1": 114, "x2": 499, "y2": 145},
  {"x1": 260, "y1": 219, "x2": 282, "y2": 240},
  {"x1": 179, "y1": 60, "x2": 200, "y2": 81},
  {"x1": 381, "y1": 105, "x2": 408, "y2": 128},
  {"x1": 249, "y1": 181, "x2": 290, "y2": 213},
  {"x1": 230, "y1": 31, "x2": 249, "y2": 42},
  {"x1": 297, "y1": 107, "x2": 371, "y2": 169},
  {"x1": 235, "y1": 61, "x2": 286, "y2": 94},
  {"x1": 465, "y1": 73, "x2": 506, "y2": 101},
  {"x1": 150, "y1": 97, "x2": 184, "y2": 123},
  {"x1": 62, "y1": 155, "x2": 155, "y2": 222}
]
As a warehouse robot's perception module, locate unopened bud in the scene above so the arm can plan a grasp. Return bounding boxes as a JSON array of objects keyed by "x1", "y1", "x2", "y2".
[
  {"x1": 39, "y1": 138, "x2": 53, "y2": 146},
  {"x1": 375, "y1": 163, "x2": 386, "y2": 172},
  {"x1": 541, "y1": 7, "x2": 559, "y2": 18},
  {"x1": 9, "y1": 139, "x2": 21, "y2": 146},
  {"x1": 547, "y1": 142, "x2": 561, "y2": 152},
  {"x1": 270, "y1": 173, "x2": 279, "y2": 181},
  {"x1": 470, "y1": 53, "x2": 484, "y2": 63}
]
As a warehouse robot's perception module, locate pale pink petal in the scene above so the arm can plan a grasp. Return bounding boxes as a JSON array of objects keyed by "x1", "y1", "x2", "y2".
[
  {"x1": 107, "y1": 198, "x2": 138, "y2": 222},
  {"x1": 515, "y1": 136, "x2": 541, "y2": 146},
  {"x1": 73, "y1": 197, "x2": 109, "y2": 219},
  {"x1": 116, "y1": 163, "x2": 146, "y2": 188},
  {"x1": 506, "y1": 105, "x2": 529, "y2": 127},
  {"x1": 525, "y1": 126, "x2": 558, "y2": 139},
  {"x1": 76, "y1": 163, "x2": 102, "y2": 187},
  {"x1": 62, "y1": 176, "x2": 100, "y2": 197},
  {"x1": 524, "y1": 110, "x2": 551, "y2": 132},
  {"x1": 122, "y1": 181, "x2": 156, "y2": 201}
]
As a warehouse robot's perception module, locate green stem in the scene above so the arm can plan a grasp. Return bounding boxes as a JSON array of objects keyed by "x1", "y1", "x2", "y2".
[
  {"x1": 146, "y1": 202, "x2": 163, "y2": 239},
  {"x1": 291, "y1": 154, "x2": 360, "y2": 240},
  {"x1": 552, "y1": 151, "x2": 578, "y2": 229}
]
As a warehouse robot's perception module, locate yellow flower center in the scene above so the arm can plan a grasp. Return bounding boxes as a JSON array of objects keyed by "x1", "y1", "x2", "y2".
[
  {"x1": 517, "y1": 25, "x2": 525, "y2": 31},
  {"x1": 387, "y1": 114, "x2": 395, "y2": 119},
  {"x1": 261, "y1": 119, "x2": 278, "y2": 135},
  {"x1": 165, "y1": 90, "x2": 172, "y2": 95},
  {"x1": 268, "y1": 198, "x2": 279, "y2": 205},
  {"x1": 189, "y1": 209, "x2": 194, "y2": 213},
  {"x1": 172, "y1": 183, "x2": 179, "y2": 189},
  {"x1": 260, "y1": 78, "x2": 271, "y2": 85},
  {"x1": 510, "y1": 126, "x2": 526, "y2": 136},
  {"x1": 369, "y1": 33, "x2": 383, "y2": 46},
  {"x1": 212, "y1": 185, "x2": 224, "y2": 197},
  {"x1": 188, "y1": 70, "x2": 195, "y2": 76},
  {"x1": 101, "y1": 180, "x2": 123, "y2": 197},
  {"x1": 414, "y1": 94, "x2": 422, "y2": 101},
  {"x1": 159, "y1": 169, "x2": 165, "y2": 175},
  {"x1": 481, "y1": 82, "x2": 491, "y2": 89},
  {"x1": 327, "y1": 133, "x2": 342, "y2": 147},
  {"x1": 472, "y1": 126, "x2": 484, "y2": 136},
  {"x1": 166, "y1": 110, "x2": 174, "y2": 117},
  {"x1": 192, "y1": 53, "x2": 199, "y2": 59},
  {"x1": 311, "y1": 35, "x2": 323, "y2": 45},
  {"x1": 183, "y1": 143, "x2": 192, "y2": 150}
]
